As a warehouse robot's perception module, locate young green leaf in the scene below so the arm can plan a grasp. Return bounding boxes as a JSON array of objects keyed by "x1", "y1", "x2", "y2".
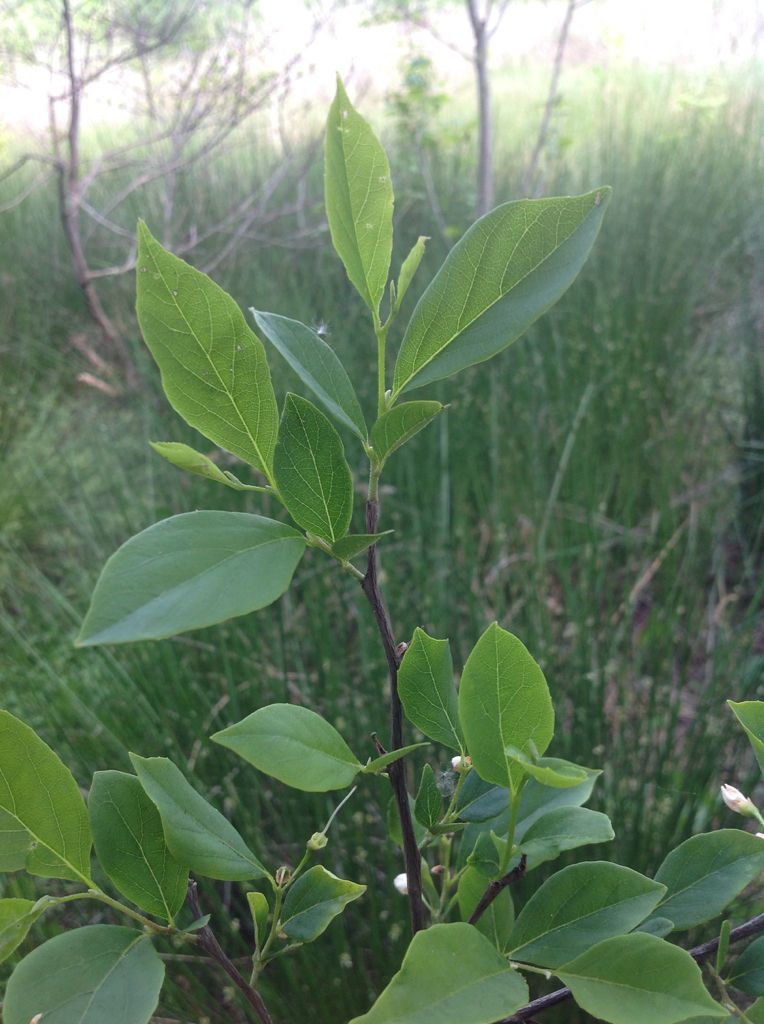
[
  {"x1": 212, "y1": 704, "x2": 362, "y2": 792},
  {"x1": 392, "y1": 189, "x2": 611, "y2": 396},
  {"x1": 252, "y1": 310, "x2": 367, "y2": 439},
  {"x1": 76, "y1": 511, "x2": 306, "y2": 646},
  {"x1": 331, "y1": 531, "x2": 394, "y2": 562},
  {"x1": 728, "y1": 700, "x2": 764, "y2": 774},
  {"x1": 717, "y1": 919, "x2": 731, "y2": 974},
  {"x1": 557, "y1": 933, "x2": 726, "y2": 1024},
  {"x1": 130, "y1": 754, "x2": 268, "y2": 881},
  {"x1": 363, "y1": 743, "x2": 430, "y2": 775},
  {"x1": 395, "y1": 235, "x2": 429, "y2": 312},
  {"x1": 371, "y1": 401, "x2": 444, "y2": 465},
  {"x1": 89, "y1": 771, "x2": 188, "y2": 923},
  {"x1": 325, "y1": 77, "x2": 394, "y2": 317},
  {"x1": 508, "y1": 861, "x2": 666, "y2": 968},
  {"x1": 4, "y1": 925, "x2": 165, "y2": 1024},
  {"x1": 281, "y1": 865, "x2": 365, "y2": 943},
  {"x1": 458, "y1": 866, "x2": 514, "y2": 951},
  {"x1": 414, "y1": 764, "x2": 443, "y2": 830},
  {"x1": 515, "y1": 766, "x2": 601, "y2": 836},
  {"x1": 0, "y1": 897, "x2": 55, "y2": 964},
  {"x1": 0, "y1": 711, "x2": 92, "y2": 884},
  {"x1": 247, "y1": 891, "x2": 269, "y2": 950},
  {"x1": 398, "y1": 627, "x2": 463, "y2": 751},
  {"x1": 136, "y1": 221, "x2": 278, "y2": 477},
  {"x1": 149, "y1": 441, "x2": 263, "y2": 491},
  {"x1": 504, "y1": 749, "x2": 591, "y2": 789},
  {"x1": 349, "y1": 923, "x2": 528, "y2": 1024},
  {"x1": 516, "y1": 806, "x2": 614, "y2": 869},
  {"x1": 274, "y1": 394, "x2": 354, "y2": 544},
  {"x1": 727, "y1": 933, "x2": 764, "y2": 995},
  {"x1": 459, "y1": 623, "x2": 554, "y2": 791},
  {"x1": 648, "y1": 829, "x2": 764, "y2": 932}
]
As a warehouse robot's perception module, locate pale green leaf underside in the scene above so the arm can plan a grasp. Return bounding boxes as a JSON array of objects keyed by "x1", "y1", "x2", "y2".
[
  {"x1": 509, "y1": 861, "x2": 666, "y2": 968},
  {"x1": 248, "y1": 891, "x2": 269, "y2": 949},
  {"x1": 212, "y1": 704, "x2": 362, "y2": 792},
  {"x1": 274, "y1": 394, "x2": 353, "y2": 544},
  {"x1": 4, "y1": 925, "x2": 165, "y2": 1024},
  {"x1": 459, "y1": 622, "x2": 554, "y2": 791},
  {"x1": 505, "y1": 750, "x2": 590, "y2": 789},
  {"x1": 371, "y1": 401, "x2": 444, "y2": 464},
  {"x1": 0, "y1": 711, "x2": 92, "y2": 884},
  {"x1": 558, "y1": 933, "x2": 726, "y2": 1024},
  {"x1": 349, "y1": 922, "x2": 528, "y2": 1024},
  {"x1": 325, "y1": 78, "x2": 394, "y2": 315},
  {"x1": 130, "y1": 755, "x2": 267, "y2": 882},
  {"x1": 649, "y1": 829, "x2": 764, "y2": 932},
  {"x1": 398, "y1": 627, "x2": 463, "y2": 751},
  {"x1": 89, "y1": 771, "x2": 188, "y2": 922},
  {"x1": 516, "y1": 806, "x2": 614, "y2": 869},
  {"x1": 137, "y1": 221, "x2": 278, "y2": 476},
  {"x1": 252, "y1": 310, "x2": 367, "y2": 439},
  {"x1": 331, "y1": 531, "x2": 394, "y2": 561},
  {"x1": 77, "y1": 511, "x2": 305, "y2": 645},
  {"x1": 281, "y1": 865, "x2": 365, "y2": 943},
  {"x1": 0, "y1": 897, "x2": 51, "y2": 964},
  {"x1": 149, "y1": 441, "x2": 260, "y2": 491},
  {"x1": 393, "y1": 189, "x2": 611, "y2": 395}
]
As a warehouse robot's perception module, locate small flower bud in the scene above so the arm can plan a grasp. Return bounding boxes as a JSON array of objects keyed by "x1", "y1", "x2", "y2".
[
  {"x1": 451, "y1": 754, "x2": 472, "y2": 772},
  {"x1": 431, "y1": 864, "x2": 445, "y2": 875},
  {"x1": 393, "y1": 872, "x2": 409, "y2": 895},
  {"x1": 721, "y1": 784, "x2": 757, "y2": 816},
  {"x1": 275, "y1": 865, "x2": 291, "y2": 887},
  {"x1": 307, "y1": 831, "x2": 328, "y2": 851},
  {"x1": 31, "y1": 1016, "x2": 44, "y2": 1024}
]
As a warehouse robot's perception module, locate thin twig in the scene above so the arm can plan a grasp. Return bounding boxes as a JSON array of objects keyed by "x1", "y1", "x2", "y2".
[{"x1": 469, "y1": 855, "x2": 527, "y2": 926}]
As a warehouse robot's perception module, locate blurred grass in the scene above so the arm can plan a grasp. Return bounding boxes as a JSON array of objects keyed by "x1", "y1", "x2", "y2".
[{"x1": 1, "y1": 63, "x2": 763, "y2": 1020}]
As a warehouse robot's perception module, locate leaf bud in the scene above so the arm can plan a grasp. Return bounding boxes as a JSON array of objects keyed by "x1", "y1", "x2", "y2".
[{"x1": 307, "y1": 831, "x2": 329, "y2": 851}]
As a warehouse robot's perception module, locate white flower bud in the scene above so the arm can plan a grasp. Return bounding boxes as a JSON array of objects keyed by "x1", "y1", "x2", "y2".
[
  {"x1": 757, "y1": 833, "x2": 764, "y2": 840},
  {"x1": 451, "y1": 755, "x2": 472, "y2": 772},
  {"x1": 720, "y1": 784, "x2": 756, "y2": 816},
  {"x1": 393, "y1": 872, "x2": 409, "y2": 895}
]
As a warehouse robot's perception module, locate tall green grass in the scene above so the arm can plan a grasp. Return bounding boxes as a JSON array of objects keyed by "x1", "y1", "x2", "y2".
[{"x1": 1, "y1": 64, "x2": 763, "y2": 1020}]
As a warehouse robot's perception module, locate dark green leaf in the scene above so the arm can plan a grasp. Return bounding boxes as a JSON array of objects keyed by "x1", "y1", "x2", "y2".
[
  {"x1": 137, "y1": 221, "x2": 278, "y2": 477},
  {"x1": 348, "y1": 923, "x2": 528, "y2": 1024},
  {"x1": 728, "y1": 935, "x2": 764, "y2": 996},
  {"x1": 274, "y1": 393, "x2": 354, "y2": 543},
  {"x1": 557, "y1": 933, "x2": 726, "y2": 1024},
  {"x1": 415, "y1": 765, "x2": 443, "y2": 830},
  {"x1": 399, "y1": 627, "x2": 463, "y2": 751},
  {"x1": 516, "y1": 806, "x2": 614, "y2": 869},
  {"x1": 458, "y1": 866, "x2": 514, "y2": 951},
  {"x1": 281, "y1": 865, "x2": 365, "y2": 943},
  {"x1": 456, "y1": 773, "x2": 510, "y2": 823},
  {"x1": 77, "y1": 511, "x2": 305, "y2": 646},
  {"x1": 331, "y1": 531, "x2": 394, "y2": 561},
  {"x1": 393, "y1": 189, "x2": 611, "y2": 395},
  {"x1": 515, "y1": 766, "x2": 601, "y2": 837},
  {"x1": 252, "y1": 310, "x2": 367, "y2": 439},
  {"x1": 717, "y1": 919, "x2": 731, "y2": 974},
  {"x1": 0, "y1": 711, "x2": 92, "y2": 884},
  {"x1": 636, "y1": 917, "x2": 674, "y2": 938},
  {"x1": 130, "y1": 754, "x2": 267, "y2": 882},
  {"x1": 508, "y1": 861, "x2": 666, "y2": 968},
  {"x1": 89, "y1": 771, "x2": 188, "y2": 922},
  {"x1": 4, "y1": 925, "x2": 165, "y2": 1024},
  {"x1": 325, "y1": 77, "x2": 394, "y2": 316},
  {"x1": 459, "y1": 623, "x2": 554, "y2": 791},
  {"x1": 371, "y1": 401, "x2": 443, "y2": 464}
]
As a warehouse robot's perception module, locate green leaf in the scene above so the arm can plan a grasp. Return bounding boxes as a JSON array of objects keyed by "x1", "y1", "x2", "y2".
[
  {"x1": 274, "y1": 394, "x2": 354, "y2": 544},
  {"x1": 4, "y1": 925, "x2": 165, "y2": 1024},
  {"x1": 515, "y1": 766, "x2": 601, "y2": 836},
  {"x1": 130, "y1": 754, "x2": 268, "y2": 882},
  {"x1": 212, "y1": 704, "x2": 362, "y2": 792},
  {"x1": 459, "y1": 623, "x2": 554, "y2": 791},
  {"x1": 89, "y1": 771, "x2": 188, "y2": 923},
  {"x1": 393, "y1": 188, "x2": 611, "y2": 395},
  {"x1": 76, "y1": 511, "x2": 305, "y2": 646},
  {"x1": 331, "y1": 531, "x2": 394, "y2": 561},
  {"x1": 325, "y1": 77, "x2": 394, "y2": 316},
  {"x1": 398, "y1": 627, "x2": 463, "y2": 751},
  {"x1": 508, "y1": 861, "x2": 666, "y2": 968},
  {"x1": 504, "y1": 749, "x2": 591, "y2": 789},
  {"x1": 728, "y1": 935, "x2": 764, "y2": 994},
  {"x1": 728, "y1": 701, "x2": 764, "y2": 774},
  {"x1": 717, "y1": 919, "x2": 731, "y2": 974},
  {"x1": 456, "y1": 773, "x2": 510, "y2": 823},
  {"x1": 349, "y1": 922, "x2": 528, "y2": 1024},
  {"x1": 136, "y1": 221, "x2": 278, "y2": 477},
  {"x1": 636, "y1": 917, "x2": 674, "y2": 938},
  {"x1": 458, "y1": 866, "x2": 514, "y2": 951},
  {"x1": 557, "y1": 933, "x2": 726, "y2": 1024},
  {"x1": 149, "y1": 441, "x2": 262, "y2": 491},
  {"x1": 281, "y1": 865, "x2": 365, "y2": 943},
  {"x1": 247, "y1": 891, "x2": 269, "y2": 950},
  {"x1": 363, "y1": 743, "x2": 430, "y2": 775},
  {"x1": 395, "y1": 235, "x2": 429, "y2": 311},
  {"x1": 516, "y1": 806, "x2": 614, "y2": 869},
  {"x1": 649, "y1": 830, "x2": 764, "y2": 932},
  {"x1": 371, "y1": 401, "x2": 444, "y2": 464},
  {"x1": 0, "y1": 807, "x2": 33, "y2": 871},
  {"x1": 251, "y1": 310, "x2": 367, "y2": 440},
  {"x1": 0, "y1": 711, "x2": 92, "y2": 884},
  {"x1": 387, "y1": 795, "x2": 426, "y2": 849},
  {"x1": 414, "y1": 765, "x2": 443, "y2": 830},
  {"x1": 0, "y1": 897, "x2": 54, "y2": 963}
]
